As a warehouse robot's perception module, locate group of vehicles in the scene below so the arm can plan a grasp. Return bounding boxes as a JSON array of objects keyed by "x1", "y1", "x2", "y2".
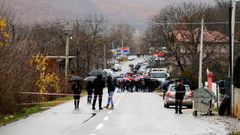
[
  {"x1": 110, "y1": 54, "x2": 193, "y2": 109},
  {"x1": 129, "y1": 56, "x2": 193, "y2": 109}
]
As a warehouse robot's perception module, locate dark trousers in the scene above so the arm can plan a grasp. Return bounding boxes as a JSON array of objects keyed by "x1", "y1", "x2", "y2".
[
  {"x1": 87, "y1": 92, "x2": 93, "y2": 104},
  {"x1": 175, "y1": 99, "x2": 183, "y2": 113},
  {"x1": 92, "y1": 94, "x2": 103, "y2": 109},
  {"x1": 74, "y1": 95, "x2": 80, "y2": 109}
]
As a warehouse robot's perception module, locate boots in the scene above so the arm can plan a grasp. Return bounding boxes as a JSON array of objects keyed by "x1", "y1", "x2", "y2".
[
  {"x1": 74, "y1": 100, "x2": 77, "y2": 109},
  {"x1": 76, "y1": 100, "x2": 80, "y2": 109},
  {"x1": 99, "y1": 95, "x2": 103, "y2": 110},
  {"x1": 109, "y1": 105, "x2": 114, "y2": 110},
  {"x1": 104, "y1": 104, "x2": 109, "y2": 109}
]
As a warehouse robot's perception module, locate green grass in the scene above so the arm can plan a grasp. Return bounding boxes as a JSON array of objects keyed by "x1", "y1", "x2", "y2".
[
  {"x1": 232, "y1": 131, "x2": 240, "y2": 135},
  {"x1": 154, "y1": 88, "x2": 164, "y2": 96},
  {"x1": 0, "y1": 90, "x2": 88, "y2": 126},
  {"x1": 0, "y1": 106, "x2": 47, "y2": 126},
  {"x1": 154, "y1": 88, "x2": 163, "y2": 93}
]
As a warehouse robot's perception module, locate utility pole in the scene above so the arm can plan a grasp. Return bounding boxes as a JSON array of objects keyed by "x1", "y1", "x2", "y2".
[
  {"x1": 76, "y1": 47, "x2": 80, "y2": 74},
  {"x1": 121, "y1": 39, "x2": 124, "y2": 55},
  {"x1": 198, "y1": 19, "x2": 204, "y2": 88},
  {"x1": 103, "y1": 44, "x2": 106, "y2": 69},
  {"x1": 112, "y1": 42, "x2": 114, "y2": 49},
  {"x1": 64, "y1": 23, "x2": 71, "y2": 81},
  {"x1": 230, "y1": 0, "x2": 238, "y2": 116}
]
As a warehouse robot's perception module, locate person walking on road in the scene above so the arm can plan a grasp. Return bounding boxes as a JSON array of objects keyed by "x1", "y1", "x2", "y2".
[
  {"x1": 86, "y1": 81, "x2": 94, "y2": 104},
  {"x1": 92, "y1": 75, "x2": 106, "y2": 110},
  {"x1": 72, "y1": 81, "x2": 82, "y2": 109},
  {"x1": 175, "y1": 79, "x2": 186, "y2": 114},
  {"x1": 104, "y1": 76, "x2": 116, "y2": 109}
]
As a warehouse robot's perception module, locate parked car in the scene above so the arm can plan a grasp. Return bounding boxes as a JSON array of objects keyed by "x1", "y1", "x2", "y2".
[
  {"x1": 127, "y1": 55, "x2": 137, "y2": 61},
  {"x1": 164, "y1": 84, "x2": 193, "y2": 109}
]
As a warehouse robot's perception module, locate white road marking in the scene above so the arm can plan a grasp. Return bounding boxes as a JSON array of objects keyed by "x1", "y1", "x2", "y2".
[
  {"x1": 108, "y1": 111, "x2": 112, "y2": 114},
  {"x1": 96, "y1": 123, "x2": 104, "y2": 130},
  {"x1": 90, "y1": 134, "x2": 96, "y2": 135},
  {"x1": 103, "y1": 116, "x2": 109, "y2": 121}
]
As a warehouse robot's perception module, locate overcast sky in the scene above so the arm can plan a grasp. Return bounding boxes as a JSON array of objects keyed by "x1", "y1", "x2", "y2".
[{"x1": 5, "y1": 0, "x2": 216, "y2": 31}]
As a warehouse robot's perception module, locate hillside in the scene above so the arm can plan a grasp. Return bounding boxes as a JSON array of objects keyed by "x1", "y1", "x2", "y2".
[{"x1": 7, "y1": 0, "x2": 213, "y2": 31}]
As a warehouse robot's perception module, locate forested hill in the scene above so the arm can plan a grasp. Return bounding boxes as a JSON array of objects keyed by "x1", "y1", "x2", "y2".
[{"x1": 7, "y1": 0, "x2": 213, "y2": 30}]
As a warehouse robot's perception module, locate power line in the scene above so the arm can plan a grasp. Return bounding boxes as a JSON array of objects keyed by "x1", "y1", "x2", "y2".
[
  {"x1": 67, "y1": 21, "x2": 240, "y2": 25},
  {"x1": 150, "y1": 21, "x2": 240, "y2": 25}
]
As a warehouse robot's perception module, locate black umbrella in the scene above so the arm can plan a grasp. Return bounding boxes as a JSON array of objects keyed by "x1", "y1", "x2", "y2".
[
  {"x1": 69, "y1": 76, "x2": 83, "y2": 82},
  {"x1": 84, "y1": 76, "x2": 97, "y2": 82},
  {"x1": 88, "y1": 70, "x2": 107, "y2": 77}
]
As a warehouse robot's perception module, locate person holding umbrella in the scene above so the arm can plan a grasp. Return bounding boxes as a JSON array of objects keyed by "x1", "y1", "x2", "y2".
[
  {"x1": 69, "y1": 76, "x2": 82, "y2": 109},
  {"x1": 92, "y1": 75, "x2": 106, "y2": 110},
  {"x1": 86, "y1": 81, "x2": 94, "y2": 104},
  {"x1": 72, "y1": 81, "x2": 82, "y2": 109},
  {"x1": 84, "y1": 76, "x2": 97, "y2": 104},
  {"x1": 104, "y1": 75, "x2": 115, "y2": 109}
]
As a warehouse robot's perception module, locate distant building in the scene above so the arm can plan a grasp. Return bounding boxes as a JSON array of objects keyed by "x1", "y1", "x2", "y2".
[
  {"x1": 168, "y1": 29, "x2": 235, "y2": 76},
  {"x1": 117, "y1": 47, "x2": 130, "y2": 55},
  {"x1": 46, "y1": 56, "x2": 76, "y2": 75}
]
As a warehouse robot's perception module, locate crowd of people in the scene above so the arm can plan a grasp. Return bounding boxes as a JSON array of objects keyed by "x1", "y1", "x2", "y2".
[
  {"x1": 71, "y1": 74, "x2": 115, "y2": 110},
  {"x1": 71, "y1": 69, "x2": 163, "y2": 110},
  {"x1": 114, "y1": 73, "x2": 161, "y2": 93},
  {"x1": 70, "y1": 66, "x2": 189, "y2": 115}
]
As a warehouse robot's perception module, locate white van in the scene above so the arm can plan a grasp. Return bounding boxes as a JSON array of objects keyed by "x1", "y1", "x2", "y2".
[
  {"x1": 150, "y1": 68, "x2": 169, "y2": 83},
  {"x1": 113, "y1": 63, "x2": 121, "y2": 71}
]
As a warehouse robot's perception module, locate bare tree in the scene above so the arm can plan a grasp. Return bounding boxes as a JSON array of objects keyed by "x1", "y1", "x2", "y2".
[
  {"x1": 69, "y1": 15, "x2": 108, "y2": 76},
  {"x1": 148, "y1": 2, "x2": 213, "y2": 72},
  {"x1": 145, "y1": 2, "x2": 231, "y2": 88},
  {"x1": 110, "y1": 24, "x2": 135, "y2": 51}
]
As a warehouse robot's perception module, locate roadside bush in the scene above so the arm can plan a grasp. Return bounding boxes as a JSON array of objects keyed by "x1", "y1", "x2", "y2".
[{"x1": 0, "y1": 18, "x2": 39, "y2": 114}]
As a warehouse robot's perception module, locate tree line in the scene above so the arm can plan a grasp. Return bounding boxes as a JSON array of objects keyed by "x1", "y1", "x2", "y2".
[
  {"x1": 0, "y1": 1, "x2": 135, "y2": 115},
  {"x1": 143, "y1": 1, "x2": 240, "y2": 89}
]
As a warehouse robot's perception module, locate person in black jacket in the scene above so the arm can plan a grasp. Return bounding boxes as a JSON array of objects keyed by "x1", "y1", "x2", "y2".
[
  {"x1": 175, "y1": 80, "x2": 186, "y2": 114},
  {"x1": 92, "y1": 75, "x2": 106, "y2": 110},
  {"x1": 104, "y1": 76, "x2": 116, "y2": 109},
  {"x1": 86, "y1": 81, "x2": 94, "y2": 104},
  {"x1": 72, "y1": 81, "x2": 82, "y2": 109}
]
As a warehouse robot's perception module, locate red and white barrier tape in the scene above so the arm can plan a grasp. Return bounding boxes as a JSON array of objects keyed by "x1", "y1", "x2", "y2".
[
  {"x1": 19, "y1": 92, "x2": 116, "y2": 97},
  {"x1": 19, "y1": 92, "x2": 80, "y2": 96},
  {"x1": 17, "y1": 100, "x2": 72, "y2": 106}
]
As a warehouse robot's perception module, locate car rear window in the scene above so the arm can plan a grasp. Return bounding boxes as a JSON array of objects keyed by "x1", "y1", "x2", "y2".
[{"x1": 170, "y1": 85, "x2": 190, "y2": 91}]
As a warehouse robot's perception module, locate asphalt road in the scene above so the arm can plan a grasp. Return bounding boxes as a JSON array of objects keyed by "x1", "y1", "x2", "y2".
[{"x1": 0, "y1": 57, "x2": 228, "y2": 135}]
